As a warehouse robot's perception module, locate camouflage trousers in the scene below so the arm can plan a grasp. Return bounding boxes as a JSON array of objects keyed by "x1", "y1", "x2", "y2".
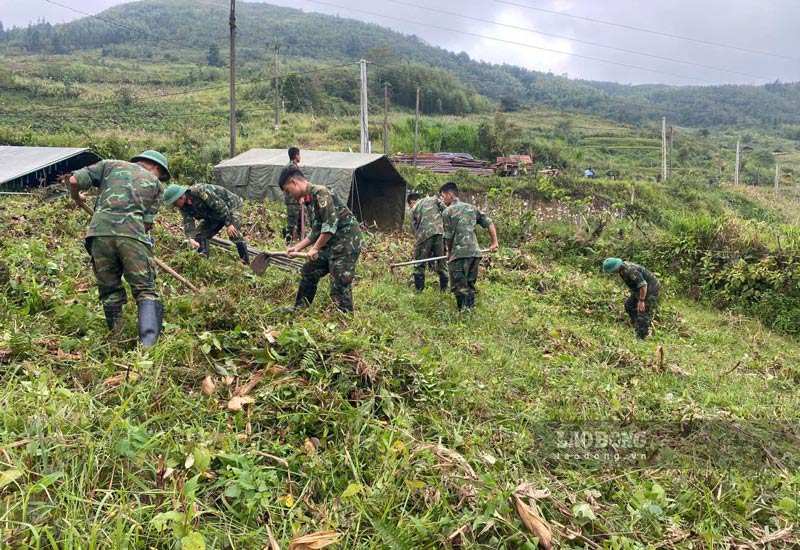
[
  {"x1": 449, "y1": 256, "x2": 480, "y2": 297},
  {"x1": 88, "y1": 236, "x2": 158, "y2": 306},
  {"x1": 413, "y1": 235, "x2": 448, "y2": 277},
  {"x1": 284, "y1": 203, "x2": 301, "y2": 240},
  {"x1": 195, "y1": 209, "x2": 244, "y2": 243},
  {"x1": 624, "y1": 293, "x2": 659, "y2": 339},
  {"x1": 296, "y1": 235, "x2": 362, "y2": 312}
]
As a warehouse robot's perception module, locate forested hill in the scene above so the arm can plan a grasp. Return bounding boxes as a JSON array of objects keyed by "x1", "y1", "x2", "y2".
[{"x1": 3, "y1": 0, "x2": 800, "y2": 134}]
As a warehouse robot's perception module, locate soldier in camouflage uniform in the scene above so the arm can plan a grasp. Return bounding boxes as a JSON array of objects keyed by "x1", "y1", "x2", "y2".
[
  {"x1": 68, "y1": 150, "x2": 170, "y2": 347},
  {"x1": 603, "y1": 257, "x2": 661, "y2": 339},
  {"x1": 407, "y1": 192, "x2": 448, "y2": 292},
  {"x1": 163, "y1": 182, "x2": 250, "y2": 265},
  {"x1": 283, "y1": 147, "x2": 302, "y2": 243},
  {"x1": 440, "y1": 182, "x2": 499, "y2": 310},
  {"x1": 280, "y1": 164, "x2": 362, "y2": 313}
]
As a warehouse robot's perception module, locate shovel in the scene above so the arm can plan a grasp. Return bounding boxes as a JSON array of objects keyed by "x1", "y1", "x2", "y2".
[{"x1": 251, "y1": 251, "x2": 309, "y2": 276}]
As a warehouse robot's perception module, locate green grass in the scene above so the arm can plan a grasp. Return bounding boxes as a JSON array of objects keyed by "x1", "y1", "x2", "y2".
[{"x1": 1, "y1": 195, "x2": 799, "y2": 549}]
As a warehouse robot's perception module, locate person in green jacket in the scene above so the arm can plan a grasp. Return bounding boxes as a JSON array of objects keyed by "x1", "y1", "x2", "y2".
[
  {"x1": 440, "y1": 182, "x2": 498, "y2": 310},
  {"x1": 280, "y1": 164, "x2": 363, "y2": 313},
  {"x1": 69, "y1": 150, "x2": 170, "y2": 347},
  {"x1": 407, "y1": 192, "x2": 448, "y2": 292},
  {"x1": 163, "y1": 182, "x2": 250, "y2": 265},
  {"x1": 602, "y1": 257, "x2": 661, "y2": 339}
]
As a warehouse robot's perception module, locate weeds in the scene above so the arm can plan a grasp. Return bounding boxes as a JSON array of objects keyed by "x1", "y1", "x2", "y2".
[{"x1": 1, "y1": 185, "x2": 800, "y2": 549}]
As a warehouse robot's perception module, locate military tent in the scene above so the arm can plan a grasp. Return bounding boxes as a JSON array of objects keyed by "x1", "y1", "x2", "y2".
[
  {"x1": 0, "y1": 146, "x2": 101, "y2": 189},
  {"x1": 213, "y1": 149, "x2": 407, "y2": 230}
]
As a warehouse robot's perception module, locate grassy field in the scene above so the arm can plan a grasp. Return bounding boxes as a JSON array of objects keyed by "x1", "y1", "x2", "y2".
[
  {"x1": 3, "y1": 41, "x2": 800, "y2": 549},
  {"x1": 4, "y1": 48, "x2": 798, "y2": 188},
  {"x1": 1, "y1": 180, "x2": 799, "y2": 548}
]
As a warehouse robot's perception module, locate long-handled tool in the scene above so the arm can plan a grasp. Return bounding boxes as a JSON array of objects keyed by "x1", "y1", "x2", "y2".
[
  {"x1": 208, "y1": 237, "x2": 306, "y2": 274},
  {"x1": 251, "y1": 250, "x2": 309, "y2": 276},
  {"x1": 390, "y1": 249, "x2": 491, "y2": 273},
  {"x1": 78, "y1": 202, "x2": 200, "y2": 292}
]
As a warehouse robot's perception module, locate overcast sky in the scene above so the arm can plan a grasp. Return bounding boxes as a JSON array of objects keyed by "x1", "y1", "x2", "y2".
[{"x1": 3, "y1": 0, "x2": 799, "y2": 86}]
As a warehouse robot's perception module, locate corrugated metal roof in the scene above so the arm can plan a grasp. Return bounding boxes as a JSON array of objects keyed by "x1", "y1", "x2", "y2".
[
  {"x1": 215, "y1": 148, "x2": 386, "y2": 170},
  {"x1": 0, "y1": 146, "x2": 101, "y2": 186}
]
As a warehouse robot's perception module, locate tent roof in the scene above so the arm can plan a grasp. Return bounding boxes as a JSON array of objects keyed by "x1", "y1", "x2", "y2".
[
  {"x1": 216, "y1": 148, "x2": 387, "y2": 170},
  {"x1": 0, "y1": 146, "x2": 101, "y2": 186}
]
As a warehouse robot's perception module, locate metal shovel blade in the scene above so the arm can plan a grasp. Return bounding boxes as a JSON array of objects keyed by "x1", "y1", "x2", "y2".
[{"x1": 251, "y1": 252, "x2": 271, "y2": 276}]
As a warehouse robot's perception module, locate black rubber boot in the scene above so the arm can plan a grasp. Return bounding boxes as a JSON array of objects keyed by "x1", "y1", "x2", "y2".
[
  {"x1": 455, "y1": 294, "x2": 465, "y2": 310},
  {"x1": 103, "y1": 304, "x2": 124, "y2": 340},
  {"x1": 137, "y1": 299, "x2": 163, "y2": 348},
  {"x1": 465, "y1": 294, "x2": 475, "y2": 309},
  {"x1": 439, "y1": 274, "x2": 449, "y2": 292},
  {"x1": 294, "y1": 282, "x2": 317, "y2": 310},
  {"x1": 235, "y1": 241, "x2": 250, "y2": 265},
  {"x1": 413, "y1": 274, "x2": 425, "y2": 292},
  {"x1": 197, "y1": 238, "x2": 210, "y2": 258}
]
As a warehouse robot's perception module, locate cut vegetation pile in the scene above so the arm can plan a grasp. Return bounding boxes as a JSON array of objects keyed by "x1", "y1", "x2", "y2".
[{"x1": 1, "y1": 180, "x2": 799, "y2": 549}]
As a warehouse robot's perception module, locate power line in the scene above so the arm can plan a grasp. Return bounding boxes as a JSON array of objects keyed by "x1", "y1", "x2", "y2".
[
  {"x1": 301, "y1": 0, "x2": 716, "y2": 84},
  {"x1": 495, "y1": 0, "x2": 800, "y2": 63},
  {"x1": 381, "y1": 0, "x2": 773, "y2": 82}
]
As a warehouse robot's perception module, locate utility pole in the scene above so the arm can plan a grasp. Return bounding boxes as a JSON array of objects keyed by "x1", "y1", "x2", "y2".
[
  {"x1": 383, "y1": 83, "x2": 389, "y2": 156},
  {"x1": 661, "y1": 117, "x2": 667, "y2": 182},
  {"x1": 735, "y1": 139, "x2": 740, "y2": 185},
  {"x1": 413, "y1": 86, "x2": 420, "y2": 169},
  {"x1": 274, "y1": 43, "x2": 280, "y2": 132},
  {"x1": 359, "y1": 59, "x2": 369, "y2": 153},
  {"x1": 229, "y1": 0, "x2": 236, "y2": 158},
  {"x1": 775, "y1": 163, "x2": 780, "y2": 194},
  {"x1": 668, "y1": 126, "x2": 673, "y2": 177}
]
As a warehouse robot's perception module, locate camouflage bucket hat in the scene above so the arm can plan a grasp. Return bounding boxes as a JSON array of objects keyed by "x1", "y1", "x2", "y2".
[
  {"x1": 131, "y1": 150, "x2": 171, "y2": 181},
  {"x1": 163, "y1": 184, "x2": 188, "y2": 206}
]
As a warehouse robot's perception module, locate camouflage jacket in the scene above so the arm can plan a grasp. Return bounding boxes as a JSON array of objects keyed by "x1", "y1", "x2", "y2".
[
  {"x1": 619, "y1": 262, "x2": 661, "y2": 295},
  {"x1": 73, "y1": 159, "x2": 162, "y2": 244},
  {"x1": 442, "y1": 200, "x2": 493, "y2": 261},
  {"x1": 411, "y1": 195, "x2": 445, "y2": 244},
  {"x1": 180, "y1": 183, "x2": 243, "y2": 238},
  {"x1": 307, "y1": 184, "x2": 362, "y2": 257}
]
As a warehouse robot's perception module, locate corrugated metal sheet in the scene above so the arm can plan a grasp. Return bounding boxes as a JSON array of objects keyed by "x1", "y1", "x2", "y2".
[
  {"x1": 0, "y1": 146, "x2": 101, "y2": 188},
  {"x1": 391, "y1": 153, "x2": 495, "y2": 176}
]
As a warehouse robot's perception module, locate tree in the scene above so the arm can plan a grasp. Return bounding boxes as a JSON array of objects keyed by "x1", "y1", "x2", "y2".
[
  {"x1": 207, "y1": 43, "x2": 224, "y2": 67},
  {"x1": 500, "y1": 95, "x2": 521, "y2": 112}
]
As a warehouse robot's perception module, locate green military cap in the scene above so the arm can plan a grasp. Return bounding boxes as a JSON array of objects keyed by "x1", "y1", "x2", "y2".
[
  {"x1": 602, "y1": 257, "x2": 623, "y2": 273},
  {"x1": 163, "y1": 184, "x2": 188, "y2": 206},
  {"x1": 131, "y1": 150, "x2": 171, "y2": 181}
]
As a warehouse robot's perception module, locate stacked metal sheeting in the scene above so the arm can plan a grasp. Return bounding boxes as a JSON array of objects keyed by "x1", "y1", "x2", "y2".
[{"x1": 391, "y1": 153, "x2": 495, "y2": 176}]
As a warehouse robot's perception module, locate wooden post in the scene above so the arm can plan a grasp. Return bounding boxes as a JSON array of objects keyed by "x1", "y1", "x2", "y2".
[
  {"x1": 229, "y1": 0, "x2": 236, "y2": 158},
  {"x1": 735, "y1": 140, "x2": 740, "y2": 185},
  {"x1": 661, "y1": 116, "x2": 667, "y2": 181},
  {"x1": 383, "y1": 83, "x2": 389, "y2": 156},
  {"x1": 273, "y1": 43, "x2": 280, "y2": 132},
  {"x1": 668, "y1": 126, "x2": 673, "y2": 177},
  {"x1": 414, "y1": 86, "x2": 420, "y2": 169}
]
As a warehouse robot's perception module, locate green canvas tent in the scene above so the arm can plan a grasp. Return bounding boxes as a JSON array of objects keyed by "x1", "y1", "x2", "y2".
[{"x1": 213, "y1": 149, "x2": 407, "y2": 230}]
